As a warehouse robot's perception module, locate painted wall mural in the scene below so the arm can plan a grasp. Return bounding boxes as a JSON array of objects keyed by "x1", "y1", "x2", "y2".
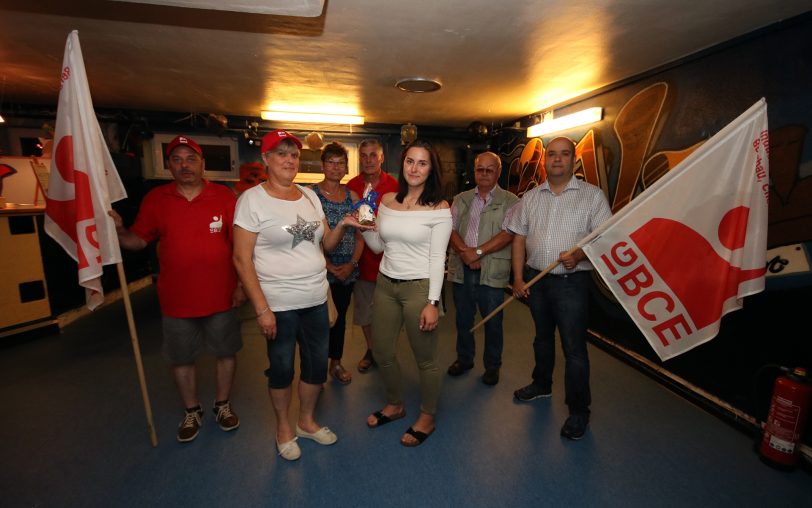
[
  {"x1": 506, "y1": 81, "x2": 811, "y2": 284},
  {"x1": 500, "y1": 14, "x2": 812, "y2": 428}
]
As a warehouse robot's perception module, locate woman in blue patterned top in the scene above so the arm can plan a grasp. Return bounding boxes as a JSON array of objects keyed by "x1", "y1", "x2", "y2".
[{"x1": 313, "y1": 141, "x2": 364, "y2": 384}]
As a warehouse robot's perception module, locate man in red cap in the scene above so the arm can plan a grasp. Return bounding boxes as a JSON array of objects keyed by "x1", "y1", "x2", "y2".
[{"x1": 110, "y1": 134, "x2": 245, "y2": 443}]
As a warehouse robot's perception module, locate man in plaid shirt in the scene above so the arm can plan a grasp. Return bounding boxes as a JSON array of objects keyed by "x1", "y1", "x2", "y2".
[{"x1": 507, "y1": 136, "x2": 612, "y2": 440}]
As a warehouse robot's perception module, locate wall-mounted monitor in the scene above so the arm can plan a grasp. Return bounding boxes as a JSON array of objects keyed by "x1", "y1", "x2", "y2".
[{"x1": 143, "y1": 133, "x2": 239, "y2": 181}]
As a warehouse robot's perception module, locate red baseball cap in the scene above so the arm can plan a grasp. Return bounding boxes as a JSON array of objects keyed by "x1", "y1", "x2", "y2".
[
  {"x1": 261, "y1": 129, "x2": 302, "y2": 153},
  {"x1": 165, "y1": 135, "x2": 203, "y2": 158}
]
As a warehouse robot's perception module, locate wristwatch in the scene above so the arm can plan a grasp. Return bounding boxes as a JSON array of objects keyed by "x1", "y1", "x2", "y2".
[
  {"x1": 475, "y1": 248, "x2": 483, "y2": 257},
  {"x1": 427, "y1": 299, "x2": 440, "y2": 307}
]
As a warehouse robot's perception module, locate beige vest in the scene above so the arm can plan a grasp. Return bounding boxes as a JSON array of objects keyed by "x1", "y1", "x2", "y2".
[{"x1": 447, "y1": 186, "x2": 519, "y2": 288}]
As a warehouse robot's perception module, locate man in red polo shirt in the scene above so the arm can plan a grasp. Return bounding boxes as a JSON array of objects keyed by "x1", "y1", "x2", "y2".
[
  {"x1": 110, "y1": 135, "x2": 244, "y2": 443},
  {"x1": 346, "y1": 138, "x2": 399, "y2": 372}
]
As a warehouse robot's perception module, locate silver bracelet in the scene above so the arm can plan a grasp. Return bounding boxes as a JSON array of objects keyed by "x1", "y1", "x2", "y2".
[{"x1": 257, "y1": 306, "x2": 270, "y2": 317}]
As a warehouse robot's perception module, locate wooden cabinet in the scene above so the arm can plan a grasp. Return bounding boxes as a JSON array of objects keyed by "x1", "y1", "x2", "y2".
[{"x1": 0, "y1": 208, "x2": 52, "y2": 332}]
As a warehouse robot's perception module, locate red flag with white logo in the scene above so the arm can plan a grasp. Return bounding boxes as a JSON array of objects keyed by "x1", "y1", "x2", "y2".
[
  {"x1": 44, "y1": 31, "x2": 127, "y2": 310},
  {"x1": 581, "y1": 99, "x2": 769, "y2": 361}
]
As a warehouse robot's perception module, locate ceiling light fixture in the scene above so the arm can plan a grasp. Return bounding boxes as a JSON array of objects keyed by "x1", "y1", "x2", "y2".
[
  {"x1": 260, "y1": 110, "x2": 364, "y2": 125},
  {"x1": 527, "y1": 107, "x2": 603, "y2": 138},
  {"x1": 109, "y1": 0, "x2": 326, "y2": 17},
  {"x1": 244, "y1": 121, "x2": 261, "y2": 145},
  {"x1": 395, "y1": 77, "x2": 442, "y2": 93}
]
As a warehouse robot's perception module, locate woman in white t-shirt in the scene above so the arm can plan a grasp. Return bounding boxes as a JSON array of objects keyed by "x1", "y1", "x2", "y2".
[
  {"x1": 348, "y1": 139, "x2": 452, "y2": 447},
  {"x1": 233, "y1": 130, "x2": 360, "y2": 461}
]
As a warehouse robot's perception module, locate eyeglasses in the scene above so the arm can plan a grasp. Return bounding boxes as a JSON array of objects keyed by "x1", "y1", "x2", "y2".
[{"x1": 324, "y1": 159, "x2": 348, "y2": 167}]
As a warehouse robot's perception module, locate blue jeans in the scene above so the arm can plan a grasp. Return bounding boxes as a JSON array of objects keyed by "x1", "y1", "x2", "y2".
[
  {"x1": 453, "y1": 266, "x2": 506, "y2": 369},
  {"x1": 264, "y1": 302, "x2": 329, "y2": 388},
  {"x1": 525, "y1": 268, "x2": 591, "y2": 416}
]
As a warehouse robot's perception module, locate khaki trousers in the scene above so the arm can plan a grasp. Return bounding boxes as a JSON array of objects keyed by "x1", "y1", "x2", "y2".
[{"x1": 371, "y1": 274, "x2": 442, "y2": 415}]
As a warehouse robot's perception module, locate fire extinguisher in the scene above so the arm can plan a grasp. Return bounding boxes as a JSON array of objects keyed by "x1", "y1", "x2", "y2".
[{"x1": 759, "y1": 367, "x2": 812, "y2": 468}]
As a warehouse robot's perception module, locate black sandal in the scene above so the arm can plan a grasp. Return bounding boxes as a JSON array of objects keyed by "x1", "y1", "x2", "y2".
[
  {"x1": 401, "y1": 426, "x2": 434, "y2": 447},
  {"x1": 367, "y1": 409, "x2": 405, "y2": 428}
]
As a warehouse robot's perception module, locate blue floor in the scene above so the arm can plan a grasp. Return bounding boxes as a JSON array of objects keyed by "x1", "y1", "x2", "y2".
[{"x1": 1, "y1": 283, "x2": 810, "y2": 507}]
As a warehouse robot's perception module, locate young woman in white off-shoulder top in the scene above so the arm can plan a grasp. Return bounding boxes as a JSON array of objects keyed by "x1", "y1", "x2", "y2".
[{"x1": 347, "y1": 139, "x2": 452, "y2": 447}]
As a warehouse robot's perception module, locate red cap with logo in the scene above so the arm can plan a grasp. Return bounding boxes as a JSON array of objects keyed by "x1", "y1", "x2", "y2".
[
  {"x1": 261, "y1": 129, "x2": 303, "y2": 153},
  {"x1": 165, "y1": 135, "x2": 203, "y2": 158}
]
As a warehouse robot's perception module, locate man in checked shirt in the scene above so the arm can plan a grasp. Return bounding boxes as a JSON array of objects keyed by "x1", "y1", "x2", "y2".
[
  {"x1": 507, "y1": 136, "x2": 612, "y2": 440},
  {"x1": 446, "y1": 151, "x2": 520, "y2": 386}
]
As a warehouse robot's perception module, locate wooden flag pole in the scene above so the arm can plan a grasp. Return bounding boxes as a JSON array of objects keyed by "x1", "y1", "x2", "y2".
[
  {"x1": 116, "y1": 262, "x2": 159, "y2": 447},
  {"x1": 470, "y1": 244, "x2": 581, "y2": 333}
]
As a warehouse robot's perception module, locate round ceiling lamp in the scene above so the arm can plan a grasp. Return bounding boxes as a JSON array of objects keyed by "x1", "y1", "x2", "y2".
[{"x1": 395, "y1": 77, "x2": 442, "y2": 93}]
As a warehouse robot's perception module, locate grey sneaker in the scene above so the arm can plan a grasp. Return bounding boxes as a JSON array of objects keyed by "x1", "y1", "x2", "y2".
[
  {"x1": 213, "y1": 400, "x2": 240, "y2": 431},
  {"x1": 177, "y1": 406, "x2": 204, "y2": 442},
  {"x1": 513, "y1": 383, "x2": 552, "y2": 402}
]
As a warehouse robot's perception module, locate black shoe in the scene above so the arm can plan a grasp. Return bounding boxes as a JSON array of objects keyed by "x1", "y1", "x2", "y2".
[
  {"x1": 560, "y1": 414, "x2": 589, "y2": 440},
  {"x1": 447, "y1": 360, "x2": 473, "y2": 377},
  {"x1": 482, "y1": 368, "x2": 500, "y2": 386},
  {"x1": 513, "y1": 383, "x2": 552, "y2": 402}
]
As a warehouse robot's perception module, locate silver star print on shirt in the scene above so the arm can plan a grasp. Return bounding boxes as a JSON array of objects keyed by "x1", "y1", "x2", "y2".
[{"x1": 283, "y1": 214, "x2": 321, "y2": 248}]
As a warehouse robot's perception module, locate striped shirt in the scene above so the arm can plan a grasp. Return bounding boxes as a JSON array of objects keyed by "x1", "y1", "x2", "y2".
[{"x1": 507, "y1": 177, "x2": 612, "y2": 274}]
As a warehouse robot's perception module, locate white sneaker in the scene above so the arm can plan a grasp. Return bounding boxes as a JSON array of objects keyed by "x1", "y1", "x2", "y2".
[
  {"x1": 295, "y1": 425, "x2": 338, "y2": 445},
  {"x1": 276, "y1": 437, "x2": 301, "y2": 461}
]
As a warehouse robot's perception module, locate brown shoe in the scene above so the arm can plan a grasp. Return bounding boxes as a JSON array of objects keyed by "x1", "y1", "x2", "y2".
[
  {"x1": 331, "y1": 363, "x2": 352, "y2": 385},
  {"x1": 447, "y1": 360, "x2": 473, "y2": 377},
  {"x1": 177, "y1": 406, "x2": 204, "y2": 442},
  {"x1": 357, "y1": 349, "x2": 374, "y2": 373},
  {"x1": 213, "y1": 400, "x2": 240, "y2": 431}
]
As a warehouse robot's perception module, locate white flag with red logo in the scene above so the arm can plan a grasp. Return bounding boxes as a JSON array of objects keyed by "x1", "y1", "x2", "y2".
[
  {"x1": 581, "y1": 99, "x2": 769, "y2": 361},
  {"x1": 44, "y1": 31, "x2": 127, "y2": 310}
]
